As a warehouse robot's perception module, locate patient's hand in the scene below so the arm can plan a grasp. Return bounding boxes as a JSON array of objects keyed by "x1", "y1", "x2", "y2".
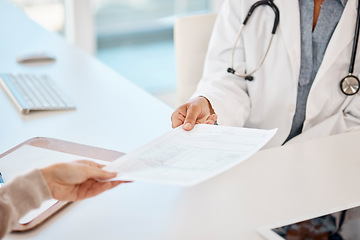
[{"x1": 40, "y1": 160, "x2": 126, "y2": 201}]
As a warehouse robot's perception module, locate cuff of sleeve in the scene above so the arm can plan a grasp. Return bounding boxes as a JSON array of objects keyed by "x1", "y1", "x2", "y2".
[
  {"x1": 191, "y1": 90, "x2": 249, "y2": 127},
  {"x1": 4, "y1": 169, "x2": 52, "y2": 218}
]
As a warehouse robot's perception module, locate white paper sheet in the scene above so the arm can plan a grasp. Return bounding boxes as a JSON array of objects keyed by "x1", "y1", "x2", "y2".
[
  {"x1": 0, "y1": 145, "x2": 110, "y2": 224},
  {"x1": 105, "y1": 125, "x2": 277, "y2": 186}
]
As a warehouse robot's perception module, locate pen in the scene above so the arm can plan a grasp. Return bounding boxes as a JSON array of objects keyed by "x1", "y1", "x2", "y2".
[{"x1": 0, "y1": 172, "x2": 4, "y2": 187}]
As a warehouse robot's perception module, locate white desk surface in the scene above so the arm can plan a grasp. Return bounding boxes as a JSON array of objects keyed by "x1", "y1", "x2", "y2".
[
  {"x1": 0, "y1": 0, "x2": 173, "y2": 155},
  {"x1": 2, "y1": 1, "x2": 360, "y2": 240},
  {"x1": 5, "y1": 129, "x2": 360, "y2": 240}
]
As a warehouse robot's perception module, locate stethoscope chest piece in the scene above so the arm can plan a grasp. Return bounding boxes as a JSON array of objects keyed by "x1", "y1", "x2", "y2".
[{"x1": 340, "y1": 75, "x2": 360, "y2": 95}]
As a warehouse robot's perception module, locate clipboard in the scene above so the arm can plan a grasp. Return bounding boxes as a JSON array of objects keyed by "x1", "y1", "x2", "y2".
[{"x1": 0, "y1": 137, "x2": 125, "y2": 232}]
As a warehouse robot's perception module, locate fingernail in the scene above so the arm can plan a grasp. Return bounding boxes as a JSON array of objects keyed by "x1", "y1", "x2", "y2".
[{"x1": 184, "y1": 123, "x2": 192, "y2": 129}]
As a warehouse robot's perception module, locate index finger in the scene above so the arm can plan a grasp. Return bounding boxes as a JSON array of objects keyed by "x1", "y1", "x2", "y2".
[
  {"x1": 171, "y1": 106, "x2": 187, "y2": 128},
  {"x1": 85, "y1": 167, "x2": 118, "y2": 180},
  {"x1": 74, "y1": 160, "x2": 105, "y2": 169}
]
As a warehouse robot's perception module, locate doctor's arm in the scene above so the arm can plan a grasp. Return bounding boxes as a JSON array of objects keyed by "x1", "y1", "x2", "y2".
[{"x1": 171, "y1": 0, "x2": 251, "y2": 130}]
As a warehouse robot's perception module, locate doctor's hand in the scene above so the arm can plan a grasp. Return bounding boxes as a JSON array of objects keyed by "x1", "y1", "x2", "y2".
[
  {"x1": 171, "y1": 96, "x2": 217, "y2": 131},
  {"x1": 40, "y1": 160, "x2": 126, "y2": 202}
]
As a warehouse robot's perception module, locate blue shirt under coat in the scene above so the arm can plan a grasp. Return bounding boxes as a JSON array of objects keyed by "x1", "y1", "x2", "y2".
[{"x1": 285, "y1": 0, "x2": 348, "y2": 142}]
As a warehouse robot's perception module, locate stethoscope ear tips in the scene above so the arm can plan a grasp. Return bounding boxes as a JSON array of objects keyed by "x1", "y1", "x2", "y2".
[
  {"x1": 245, "y1": 76, "x2": 254, "y2": 81},
  {"x1": 227, "y1": 68, "x2": 235, "y2": 74},
  {"x1": 227, "y1": 67, "x2": 254, "y2": 81}
]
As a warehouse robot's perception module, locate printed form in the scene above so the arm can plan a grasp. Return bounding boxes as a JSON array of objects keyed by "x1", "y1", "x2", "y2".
[{"x1": 105, "y1": 125, "x2": 277, "y2": 186}]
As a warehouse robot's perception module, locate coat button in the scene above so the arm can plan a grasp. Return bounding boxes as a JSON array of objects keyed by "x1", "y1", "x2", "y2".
[{"x1": 288, "y1": 104, "x2": 295, "y2": 113}]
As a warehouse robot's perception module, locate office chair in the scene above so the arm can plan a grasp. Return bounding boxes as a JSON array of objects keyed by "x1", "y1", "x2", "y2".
[{"x1": 174, "y1": 13, "x2": 217, "y2": 105}]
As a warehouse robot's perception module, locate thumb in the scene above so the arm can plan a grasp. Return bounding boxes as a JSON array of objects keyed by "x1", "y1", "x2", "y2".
[{"x1": 183, "y1": 105, "x2": 201, "y2": 131}]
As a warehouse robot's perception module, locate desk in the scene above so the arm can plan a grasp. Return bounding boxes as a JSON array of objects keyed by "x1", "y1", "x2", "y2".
[
  {"x1": 2, "y1": 1, "x2": 360, "y2": 240},
  {"x1": 5, "y1": 128, "x2": 360, "y2": 240},
  {"x1": 0, "y1": 0, "x2": 173, "y2": 155}
]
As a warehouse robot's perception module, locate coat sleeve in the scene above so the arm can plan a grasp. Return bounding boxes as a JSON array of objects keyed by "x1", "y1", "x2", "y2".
[
  {"x1": 0, "y1": 169, "x2": 52, "y2": 238},
  {"x1": 191, "y1": 0, "x2": 251, "y2": 127}
]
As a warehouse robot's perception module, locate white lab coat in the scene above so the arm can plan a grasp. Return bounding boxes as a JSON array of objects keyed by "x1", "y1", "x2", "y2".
[{"x1": 193, "y1": 0, "x2": 360, "y2": 148}]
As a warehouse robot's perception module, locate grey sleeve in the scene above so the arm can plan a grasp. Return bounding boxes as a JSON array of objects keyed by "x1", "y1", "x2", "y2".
[{"x1": 0, "y1": 169, "x2": 52, "y2": 238}]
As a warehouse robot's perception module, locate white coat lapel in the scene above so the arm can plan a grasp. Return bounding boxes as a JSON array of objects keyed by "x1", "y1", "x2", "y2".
[
  {"x1": 314, "y1": 0, "x2": 357, "y2": 83},
  {"x1": 276, "y1": 0, "x2": 301, "y2": 81}
]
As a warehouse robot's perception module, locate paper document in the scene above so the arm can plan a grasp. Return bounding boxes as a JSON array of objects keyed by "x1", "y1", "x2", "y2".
[{"x1": 105, "y1": 125, "x2": 277, "y2": 186}]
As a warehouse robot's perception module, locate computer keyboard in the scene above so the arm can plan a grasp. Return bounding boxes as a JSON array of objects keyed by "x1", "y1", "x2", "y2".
[{"x1": 0, "y1": 73, "x2": 75, "y2": 114}]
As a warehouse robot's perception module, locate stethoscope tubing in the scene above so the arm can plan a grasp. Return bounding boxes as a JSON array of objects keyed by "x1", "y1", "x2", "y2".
[
  {"x1": 229, "y1": 29, "x2": 275, "y2": 79},
  {"x1": 228, "y1": 0, "x2": 360, "y2": 96},
  {"x1": 227, "y1": 0, "x2": 279, "y2": 80},
  {"x1": 349, "y1": 0, "x2": 360, "y2": 74},
  {"x1": 243, "y1": 0, "x2": 280, "y2": 34},
  {"x1": 340, "y1": 0, "x2": 360, "y2": 95}
]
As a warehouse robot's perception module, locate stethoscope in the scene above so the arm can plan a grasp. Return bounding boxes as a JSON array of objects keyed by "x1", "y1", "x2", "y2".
[{"x1": 227, "y1": 0, "x2": 360, "y2": 96}]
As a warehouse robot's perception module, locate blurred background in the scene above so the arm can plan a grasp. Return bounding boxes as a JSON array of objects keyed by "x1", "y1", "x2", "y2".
[{"x1": 9, "y1": 0, "x2": 224, "y2": 108}]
